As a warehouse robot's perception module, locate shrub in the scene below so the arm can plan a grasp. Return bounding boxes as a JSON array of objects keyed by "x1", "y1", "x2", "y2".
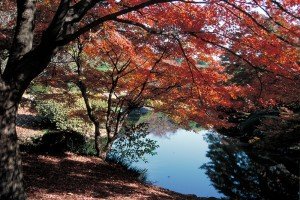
[
  {"x1": 36, "y1": 100, "x2": 91, "y2": 133},
  {"x1": 109, "y1": 123, "x2": 159, "y2": 163},
  {"x1": 28, "y1": 83, "x2": 50, "y2": 94},
  {"x1": 20, "y1": 131, "x2": 97, "y2": 155}
]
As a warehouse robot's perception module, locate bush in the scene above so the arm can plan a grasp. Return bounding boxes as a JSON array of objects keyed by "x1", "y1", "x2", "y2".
[
  {"x1": 28, "y1": 83, "x2": 50, "y2": 94},
  {"x1": 36, "y1": 100, "x2": 91, "y2": 133},
  {"x1": 20, "y1": 131, "x2": 97, "y2": 155},
  {"x1": 109, "y1": 123, "x2": 159, "y2": 163}
]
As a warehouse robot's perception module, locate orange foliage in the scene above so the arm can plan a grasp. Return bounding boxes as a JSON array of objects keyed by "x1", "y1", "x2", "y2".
[{"x1": 3, "y1": 0, "x2": 298, "y2": 128}]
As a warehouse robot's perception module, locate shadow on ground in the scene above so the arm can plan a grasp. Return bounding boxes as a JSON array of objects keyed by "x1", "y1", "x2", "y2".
[
  {"x1": 17, "y1": 114, "x2": 48, "y2": 130},
  {"x1": 22, "y1": 153, "x2": 214, "y2": 200}
]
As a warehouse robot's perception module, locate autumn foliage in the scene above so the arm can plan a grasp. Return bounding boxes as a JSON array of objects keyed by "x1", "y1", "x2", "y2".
[
  {"x1": 6, "y1": 0, "x2": 297, "y2": 129},
  {"x1": 1, "y1": 0, "x2": 299, "y2": 198}
]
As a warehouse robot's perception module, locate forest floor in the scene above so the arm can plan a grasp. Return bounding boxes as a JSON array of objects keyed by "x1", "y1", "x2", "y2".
[
  {"x1": 22, "y1": 152, "x2": 214, "y2": 200},
  {"x1": 18, "y1": 106, "x2": 217, "y2": 200}
]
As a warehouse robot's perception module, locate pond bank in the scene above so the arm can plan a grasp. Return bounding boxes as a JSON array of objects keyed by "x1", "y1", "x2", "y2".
[
  {"x1": 217, "y1": 106, "x2": 300, "y2": 153},
  {"x1": 22, "y1": 152, "x2": 219, "y2": 200}
]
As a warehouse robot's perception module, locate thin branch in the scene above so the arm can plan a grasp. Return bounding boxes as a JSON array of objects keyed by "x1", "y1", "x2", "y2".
[
  {"x1": 221, "y1": 0, "x2": 299, "y2": 47},
  {"x1": 271, "y1": 0, "x2": 300, "y2": 20},
  {"x1": 56, "y1": 0, "x2": 176, "y2": 45}
]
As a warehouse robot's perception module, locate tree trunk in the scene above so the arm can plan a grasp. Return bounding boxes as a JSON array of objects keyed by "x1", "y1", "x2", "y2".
[
  {"x1": 100, "y1": 140, "x2": 113, "y2": 161},
  {"x1": 0, "y1": 85, "x2": 25, "y2": 200},
  {"x1": 94, "y1": 122, "x2": 101, "y2": 157}
]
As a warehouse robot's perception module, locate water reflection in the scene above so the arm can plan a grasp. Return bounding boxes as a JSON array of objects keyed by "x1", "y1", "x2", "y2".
[
  {"x1": 130, "y1": 130, "x2": 223, "y2": 198},
  {"x1": 128, "y1": 110, "x2": 179, "y2": 138},
  {"x1": 202, "y1": 133, "x2": 300, "y2": 200},
  {"x1": 124, "y1": 111, "x2": 299, "y2": 199}
]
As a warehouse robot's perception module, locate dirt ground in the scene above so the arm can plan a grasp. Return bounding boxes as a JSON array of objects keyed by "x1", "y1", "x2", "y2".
[{"x1": 22, "y1": 153, "x2": 216, "y2": 200}]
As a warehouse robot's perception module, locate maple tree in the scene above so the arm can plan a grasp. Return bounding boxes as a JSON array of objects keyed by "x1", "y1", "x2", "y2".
[
  {"x1": 37, "y1": 32, "x2": 238, "y2": 158},
  {"x1": 75, "y1": 41, "x2": 175, "y2": 159},
  {"x1": 0, "y1": 0, "x2": 299, "y2": 198},
  {"x1": 39, "y1": 37, "x2": 185, "y2": 158}
]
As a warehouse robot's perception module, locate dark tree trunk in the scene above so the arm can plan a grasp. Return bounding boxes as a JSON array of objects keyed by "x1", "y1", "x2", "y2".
[
  {"x1": 100, "y1": 142, "x2": 112, "y2": 160},
  {"x1": 100, "y1": 139, "x2": 113, "y2": 160},
  {"x1": 77, "y1": 80, "x2": 104, "y2": 158},
  {"x1": 74, "y1": 44, "x2": 105, "y2": 158},
  {"x1": 94, "y1": 122, "x2": 101, "y2": 157},
  {"x1": 0, "y1": 84, "x2": 25, "y2": 200}
]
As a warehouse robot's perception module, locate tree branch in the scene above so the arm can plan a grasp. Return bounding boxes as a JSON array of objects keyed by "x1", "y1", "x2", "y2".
[
  {"x1": 6, "y1": 0, "x2": 36, "y2": 74},
  {"x1": 221, "y1": 0, "x2": 299, "y2": 47},
  {"x1": 271, "y1": 0, "x2": 300, "y2": 20},
  {"x1": 56, "y1": 0, "x2": 176, "y2": 46}
]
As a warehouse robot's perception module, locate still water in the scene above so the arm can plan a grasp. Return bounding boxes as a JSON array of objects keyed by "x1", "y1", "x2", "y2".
[
  {"x1": 131, "y1": 129, "x2": 222, "y2": 198},
  {"x1": 128, "y1": 128, "x2": 299, "y2": 199}
]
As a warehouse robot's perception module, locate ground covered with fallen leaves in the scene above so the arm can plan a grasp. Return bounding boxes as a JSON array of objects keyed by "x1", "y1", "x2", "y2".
[{"x1": 22, "y1": 153, "x2": 217, "y2": 200}]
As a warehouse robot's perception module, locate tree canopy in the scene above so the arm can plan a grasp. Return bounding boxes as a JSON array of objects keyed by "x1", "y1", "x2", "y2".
[{"x1": 0, "y1": 0, "x2": 299, "y2": 199}]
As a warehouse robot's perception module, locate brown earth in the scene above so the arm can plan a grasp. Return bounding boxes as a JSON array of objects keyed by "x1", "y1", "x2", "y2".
[
  {"x1": 22, "y1": 153, "x2": 216, "y2": 200},
  {"x1": 17, "y1": 106, "x2": 45, "y2": 143}
]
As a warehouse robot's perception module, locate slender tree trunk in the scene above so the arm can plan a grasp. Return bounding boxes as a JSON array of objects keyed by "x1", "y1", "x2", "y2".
[
  {"x1": 100, "y1": 133, "x2": 116, "y2": 160},
  {"x1": 100, "y1": 139, "x2": 113, "y2": 160},
  {"x1": 76, "y1": 81, "x2": 103, "y2": 158},
  {"x1": 0, "y1": 84, "x2": 25, "y2": 199},
  {"x1": 94, "y1": 122, "x2": 101, "y2": 157}
]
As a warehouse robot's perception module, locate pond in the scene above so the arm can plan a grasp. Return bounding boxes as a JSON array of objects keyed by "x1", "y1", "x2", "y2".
[
  {"x1": 126, "y1": 128, "x2": 299, "y2": 199},
  {"x1": 131, "y1": 129, "x2": 223, "y2": 198}
]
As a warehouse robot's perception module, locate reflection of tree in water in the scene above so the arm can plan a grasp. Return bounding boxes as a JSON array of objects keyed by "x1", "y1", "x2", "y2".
[
  {"x1": 201, "y1": 133, "x2": 299, "y2": 200},
  {"x1": 146, "y1": 113, "x2": 178, "y2": 138},
  {"x1": 128, "y1": 109, "x2": 178, "y2": 138}
]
